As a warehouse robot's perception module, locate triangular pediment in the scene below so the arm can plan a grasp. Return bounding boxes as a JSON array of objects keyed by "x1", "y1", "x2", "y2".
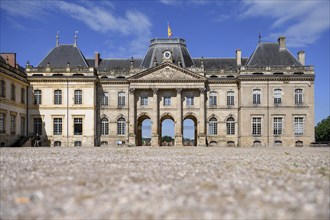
[{"x1": 128, "y1": 62, "x2": 206, "y2": 81}]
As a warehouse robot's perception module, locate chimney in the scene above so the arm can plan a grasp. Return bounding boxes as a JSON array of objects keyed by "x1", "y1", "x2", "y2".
[
  {"x1": 236, "y1": 49, "x2": 242, "y2": 67},
  {"x1": 298, "y1": 51, "x2": 305, "y2": 65},
  {"x1": 0, "y1": 53, "x2": 16, "y2": 68},
  {"x1": 95, "y1": 52, "x2": 100, "y2": 68},
  {"x1": 278, "y1": 36, "x2": 286, "y2": 50}
]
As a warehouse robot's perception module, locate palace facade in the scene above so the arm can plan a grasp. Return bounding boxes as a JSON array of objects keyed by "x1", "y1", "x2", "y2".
[{"x1": 0, "y1": 36, "x2": 315, "y2": 147}]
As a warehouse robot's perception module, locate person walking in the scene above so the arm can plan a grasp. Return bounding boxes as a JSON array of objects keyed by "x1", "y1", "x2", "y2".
[{"x1": 34, "y1": 134, "x2": 41, "y2": 147}]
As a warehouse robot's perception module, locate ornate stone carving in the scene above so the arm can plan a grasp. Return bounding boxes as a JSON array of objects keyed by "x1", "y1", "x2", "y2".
[
  {"x1": 142, "y1": 68, "x2": 195, "y2": 80},
  {"x1": 199, "y1": 88, "x2": 206, "y2": 94},
  {"x1": 152, "y1": 88, "x2": 159, "y2": 94},
  {"x1": 176, "y1": 88, "x2": 182, "y2": 94},
  {"x1": 129, "y1": 88, "x2": 135, "y2": 94}
]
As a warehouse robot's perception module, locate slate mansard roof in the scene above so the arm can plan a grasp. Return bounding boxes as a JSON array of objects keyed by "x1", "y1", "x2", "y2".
[
  {"x1": 247, "y1": 42, "x2": 302, "y2": 67},
  {"x1": 38, "y1": 44, "x2": 88, "y2": 68},
  {"x1": 35, "y1": 37, "x2": 305, "y2": 74}
]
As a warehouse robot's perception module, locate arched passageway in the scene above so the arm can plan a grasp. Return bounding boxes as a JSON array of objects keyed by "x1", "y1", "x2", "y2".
[
  {"x1": 183, "y1": 115, "x2": 197, "y2": 146},
  {"x1": 137, "y1": 115, "x2": 151, "y2": 146},
  {"x1": 160, "y1": 115, "x2": 175, "y2": 146}
]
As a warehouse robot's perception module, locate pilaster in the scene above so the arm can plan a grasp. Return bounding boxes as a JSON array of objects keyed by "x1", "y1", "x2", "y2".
[
  {"x1": 128, "y1": 88, "x2": 136, "y2": 146},
  {"x1": 175, "y1": 88, "x2": 183, "y2": 146},
  {"x1": 151, "y1": 88, "x2": 159, "y2": 146},
  {"x1": 198, "y1": 88, "x2": 206, "y2": 146}
]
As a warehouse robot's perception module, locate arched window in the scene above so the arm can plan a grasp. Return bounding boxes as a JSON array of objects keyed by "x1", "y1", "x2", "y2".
[
  {"x1": 101, "y1": 118, "x2": 109, "y2": 135},
  {"x1": 274, "y1": 89, "x2": 282, "y2": 104},
  {"x1": 209, "y1": 91, "x2": 217, "y2": 106},
  {"x1": 208, "y1": 117, "x2": 217, "y2": 135},
  {"x1": 54, "y1": 90, "x2": 62, "y2": 105},
  {"x1": 101, "y1": 141, "x2": 108, "y2": 146},
  {"x1": 226, "y1": 117, "x2": 235, "y2": 135},
  {"x1": 117, "y1": 117, "x2": 126, "y2": 135},
  {"x1": 253, "y1": 89, "x2": 261, "y2": 104},
  {"x1": 54, "y1": 141, "x2": 61, "y2": 147},
  {"x1": 227, "y1": 141, "x2": 235, "y2": 147},
  {"x1": 295, "y1": 140, "x2": 303, "y2": 147},
  {"x1": 227, "y1": 91, "x2": 234, "y2": 106},
  {"x1": 295, "y1": 89, "x2": 303, "y2": 104}
]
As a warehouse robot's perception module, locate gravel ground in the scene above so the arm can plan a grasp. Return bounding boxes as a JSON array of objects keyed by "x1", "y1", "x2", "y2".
[{"x1": 0, "y1": 146, "x2": 329, "y2": 220}]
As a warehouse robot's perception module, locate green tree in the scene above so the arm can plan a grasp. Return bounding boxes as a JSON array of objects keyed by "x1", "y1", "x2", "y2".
[
  {"x1": 315, "y1": 116, "x2": 330, "y2": 142},
  {"x1": 161, "y1": 136, "x2": 173, "y2": 142}
]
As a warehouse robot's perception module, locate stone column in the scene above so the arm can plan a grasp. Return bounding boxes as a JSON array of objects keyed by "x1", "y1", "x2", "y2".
[
  {"x1": 175, "y1": 88, "x2": 183, "y2": 146},
  {"x1": 128, "y1": 88, "x2": 136, "y2": 146},
  {"x1": 198, "y1": 88, "x2": 206, "y2": 146},
  {"x1": 151, "y1": 88, "x2": 159, "y2": 146}
]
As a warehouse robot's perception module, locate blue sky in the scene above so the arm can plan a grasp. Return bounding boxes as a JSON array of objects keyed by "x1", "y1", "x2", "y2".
[{"x1": 1, "y1": 0, "x2": 329, "y2": 131}]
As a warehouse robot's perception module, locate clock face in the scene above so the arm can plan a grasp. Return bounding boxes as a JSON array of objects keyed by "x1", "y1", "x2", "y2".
[{"x1": 163, "y1": 51, "x2": 171, "y2": 59}]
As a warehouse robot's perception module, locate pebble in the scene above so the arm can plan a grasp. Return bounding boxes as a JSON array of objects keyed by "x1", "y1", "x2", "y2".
[{"x1": 1, "y1": 146, "x2": 329, "y2": 219}]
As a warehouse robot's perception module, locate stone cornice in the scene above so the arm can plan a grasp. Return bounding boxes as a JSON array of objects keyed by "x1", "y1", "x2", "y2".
[
  {"x1": 0, "y1": 67, "x2": 29, "y2": 84},
  {"x1": 27, "y1": 76, "x2": 98, "y2": 83},
  {"x1": 238, "y1": 75, "x2": 315, "y2": 81},
  {"x1": 100, "y1": 79, "x2": 129, "y2": 84}
]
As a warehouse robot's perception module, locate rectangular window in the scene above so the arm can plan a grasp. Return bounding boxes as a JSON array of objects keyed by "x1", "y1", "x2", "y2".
[
  {"x1": 74, "y1": 141, "x2": 82, "y2": 147},
  {"x1": 274, "y1": 89, "x2": 282, "y2": 104},
  {"x1": 253, "y1": 89, "x2": 261, "y2": 104},
  {"x1": 141, "y1": 96, "x2": 148, "y2": 106},
  {"x1": 34, "y1": 90, "x2": 42, "y2": 105},
  {"x1": 0, "y1": 80, "x2": 5, "y2": 97},
  {"x1": 53, "y1": 118, "x2": 62, "y2": 135},
  {"x1": 101, "y1": 92, "x2": 109, "y2": 106},
  {"x1": 295, "y1": 89, "x2": 303, "y2": 105},
  {"x1": 118, "y1": 92, "x2": 125, "y2": 107},
  {"x1": 74, "y1": 90, "x2": 82, "y2": 104},
  {"x1": 10, "y1": 115, "x2": 16, "y2": 134},
  {"x1": 21, "y1": 88, "x2": 25, "y2": 104},
  {"x1": 209, "y1": 92, "x2": 217, "y2": 106},
  {"x1": 11, "y1": 84, "x2": 15, "y2": 101},
  {"x1": 74, "y1": 118, "x2": 83, "y2": 135},
  {"x1": 54, "y1": 90, "x2": 62, "y2": 105},
  {"x1": 294, "y1": 117, "x2": 304, "y2": 136},
  {"x1": 252, "y1": 117, "x2": 262, "y2": 136},
  {"x1": 21, "y1": 116, "x2": 25, "y2": 135},
  {"x1": 0, "y1": 113, "x2": 5, "y2": 133},
  {"x1": 163, "y1": 96, "x2": 171, "y2": 106},
  {"x1": 186, "y1": 97, "x2": 194, "y2": 107},
  {"x1": 273, "y1": 117, "x2": 283, "y2": 135},
  {"x1": 33, "y1": 118, "x2": 42, "y2": 135},
  {"x1": 227, "y1": 91, "x2": 234, "y2": 106}
]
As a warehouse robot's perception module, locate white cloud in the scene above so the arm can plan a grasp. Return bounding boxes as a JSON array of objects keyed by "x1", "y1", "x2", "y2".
[
  {"x1": 160, "y1": 0, "x2": 209, "y2": 6},
  {"x1": 0, "y1": 1, "x2": 51, "y2": 20},
  {"x1": 240, "y1": 0, "x2": 330, "y2": 47},
  {"x1": 0, "y1": 1, "x2": 152, "y2": 57}
]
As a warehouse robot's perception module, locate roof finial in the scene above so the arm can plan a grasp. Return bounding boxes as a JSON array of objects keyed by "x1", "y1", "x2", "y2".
[
  {"x1": 56, "y1": 31, "x2": 60, "y2": 47},
  {"x1": 74, "y1": 31, "x2": 78, "y2": 46},
  {"x1": 258, "y1": 33, "x2": 262, "y2": 43}
]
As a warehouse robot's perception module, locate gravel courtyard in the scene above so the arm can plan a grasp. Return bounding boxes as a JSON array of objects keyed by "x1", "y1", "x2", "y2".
[{"x1": 1, "y1": 146, "x2": 329, "y2": 219}]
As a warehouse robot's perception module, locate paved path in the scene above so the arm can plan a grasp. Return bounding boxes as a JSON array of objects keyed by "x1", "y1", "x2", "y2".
[{"x1": 1, "y1": 147, "x2": 329, "y2": 219}]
